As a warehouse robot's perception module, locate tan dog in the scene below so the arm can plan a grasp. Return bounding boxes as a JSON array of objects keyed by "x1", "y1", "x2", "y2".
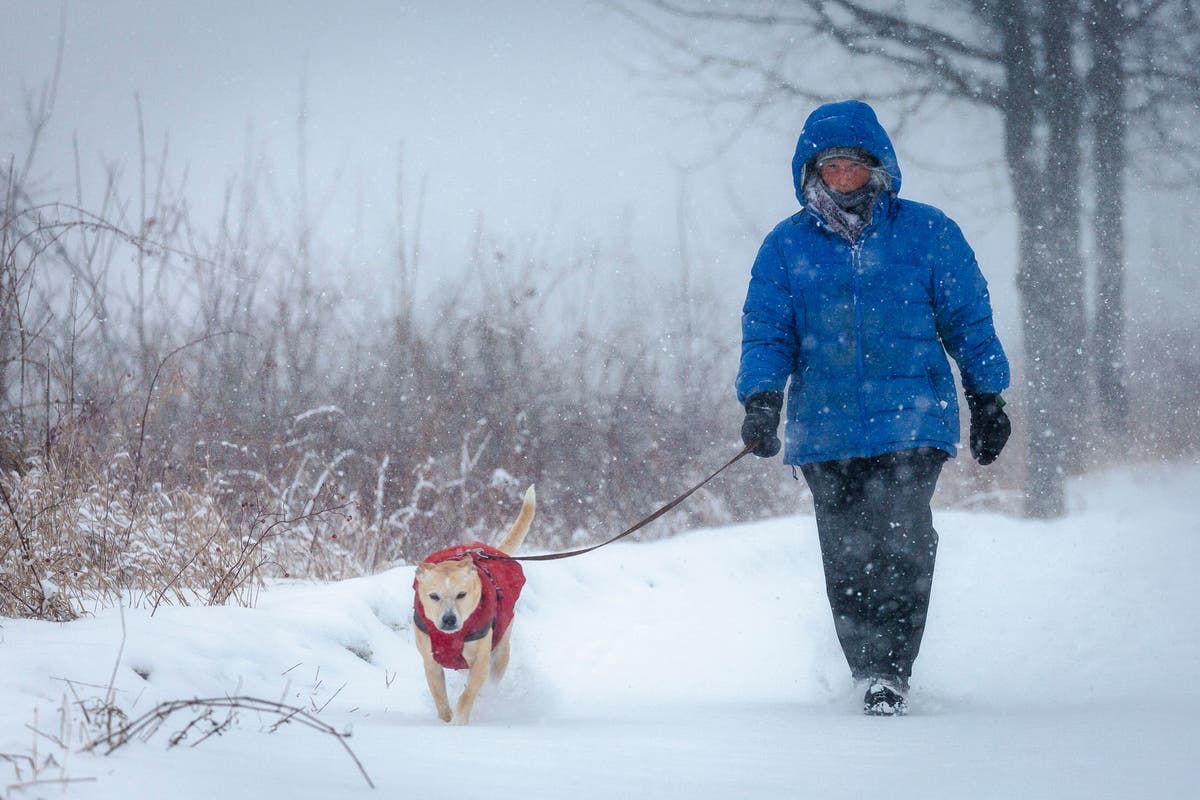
[{"x1": 412, "y1": 486, "x2": 534, "y2": 724}]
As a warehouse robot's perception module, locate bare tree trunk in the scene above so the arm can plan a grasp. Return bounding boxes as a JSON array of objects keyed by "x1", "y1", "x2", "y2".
[
  {"x1": 1088, "y1": 0, "x2": 1130, "y2": 433},
  {"x1": 1001, "y1": 0, "x2": 1089, "y2": 517}
]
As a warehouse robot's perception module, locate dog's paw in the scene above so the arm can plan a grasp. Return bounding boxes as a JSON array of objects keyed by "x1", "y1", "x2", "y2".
[
  {"x1": 437, "y1": 706, "x2": 453, "y2": 723},
  {"x1": 449, "y1": 713, "x2": 471, "y2": 726}
]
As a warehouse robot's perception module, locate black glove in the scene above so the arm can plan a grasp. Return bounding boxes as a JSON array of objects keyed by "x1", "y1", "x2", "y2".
[
  {"x1": 741, "y1": 391, "x2": 783, "y2": 458},
  {"x1": 965, "y1": 392, "x2": 1011, "y2": 466}
]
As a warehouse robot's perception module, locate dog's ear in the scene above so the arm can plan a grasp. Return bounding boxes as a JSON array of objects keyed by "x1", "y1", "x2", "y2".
[
  {"x1": 415, "y1": 561, "x2": 434, "y2": 578},
  {"x1": 449, "y1": 557, "x2": 476, "y2": 574}
]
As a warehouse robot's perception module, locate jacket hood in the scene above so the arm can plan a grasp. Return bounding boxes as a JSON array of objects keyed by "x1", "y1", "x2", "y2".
[{"x1": 792, "y1": 100, "x2": 902, "y2": 205}]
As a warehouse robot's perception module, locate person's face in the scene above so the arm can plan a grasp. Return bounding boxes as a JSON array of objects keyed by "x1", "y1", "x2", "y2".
[{"x1": 818, "y1": 158, "x2": 872, "y2": 193}]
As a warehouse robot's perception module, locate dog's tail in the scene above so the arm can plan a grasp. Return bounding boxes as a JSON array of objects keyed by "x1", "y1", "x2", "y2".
[{"x1": 497, "y1": 485, "x2": 536, "y2": 555}]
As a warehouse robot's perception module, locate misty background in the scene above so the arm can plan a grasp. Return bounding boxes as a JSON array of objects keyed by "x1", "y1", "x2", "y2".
[{"x1": 2, "y1": 1, "x2": 1197, "y2": 619}]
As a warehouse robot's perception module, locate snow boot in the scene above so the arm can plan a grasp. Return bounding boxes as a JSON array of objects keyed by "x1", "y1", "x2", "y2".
[{"x1": 863, "y1": 677, "x2": 908, "y2": 716}]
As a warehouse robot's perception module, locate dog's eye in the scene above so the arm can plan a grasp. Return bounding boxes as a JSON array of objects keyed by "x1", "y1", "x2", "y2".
[
  {"x1": 429, "y1": 593, "x2": 440, "y2": 601},
  {"x1": 456, "y1": 591, "x2": 467, "y2": 600}
]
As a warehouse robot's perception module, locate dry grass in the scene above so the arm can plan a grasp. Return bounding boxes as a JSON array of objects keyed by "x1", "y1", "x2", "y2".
[
  {"x1": 83, "y1": 695, "x2": 375, "y2": 789},
  {"x1": 0, "y1": 450, "x2": 361, "y2": 621}
]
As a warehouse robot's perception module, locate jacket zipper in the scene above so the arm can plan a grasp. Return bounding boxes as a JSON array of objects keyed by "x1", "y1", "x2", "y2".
[
  {"x1": 850, "y1": 196, "x2": 890, "y2": 451},
  {"x1": 850, "y1": 240, "x2": 869, "y2": 448}
]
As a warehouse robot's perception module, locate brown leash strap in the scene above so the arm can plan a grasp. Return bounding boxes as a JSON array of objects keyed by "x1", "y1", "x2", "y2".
[{"x1": 494, "y1": 442, "x2": 757, "y2": 563}]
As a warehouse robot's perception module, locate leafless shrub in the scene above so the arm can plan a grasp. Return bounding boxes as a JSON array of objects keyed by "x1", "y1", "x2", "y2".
[
  {"x1": 1, "y1": 701, "x2": 99, "y2": 796},
  {"x1": 3, "y1": 687, "x2": 374, "y2": 792},
  {"x1": 0, "y1": 447, "x2": 354, "y2": 619},
  {"x1": 83, "y1": 695, "x2": 374, "y2": 789}
]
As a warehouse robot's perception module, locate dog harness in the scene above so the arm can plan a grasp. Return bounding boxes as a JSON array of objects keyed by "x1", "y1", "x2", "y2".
[{"x1": 413, "y1": 542, "x2": 526, "y2": 670}]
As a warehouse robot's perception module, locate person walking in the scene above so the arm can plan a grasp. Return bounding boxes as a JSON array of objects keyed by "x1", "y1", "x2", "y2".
[{"x1": 736, "y1": 100, "x2": 1012, "y2": 716}]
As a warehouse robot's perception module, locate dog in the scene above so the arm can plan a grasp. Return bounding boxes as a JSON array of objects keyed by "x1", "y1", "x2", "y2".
[{"x1": 412, "y1": 486, "x2": 535, "y2": 724}]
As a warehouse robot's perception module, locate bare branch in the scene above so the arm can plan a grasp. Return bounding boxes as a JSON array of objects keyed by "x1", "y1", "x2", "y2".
[{"x1": 84, "y1": 695, "x2": 375, "y2": 789}]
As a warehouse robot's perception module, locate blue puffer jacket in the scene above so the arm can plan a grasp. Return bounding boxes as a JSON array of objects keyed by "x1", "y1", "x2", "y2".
[{"x1": 736, "y1": 100, "x2": 1010, "y2": 464}]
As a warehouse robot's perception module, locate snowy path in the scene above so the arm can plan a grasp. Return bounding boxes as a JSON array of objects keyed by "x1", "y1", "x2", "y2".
[
  {"x1": 59, "y1": 702, "x2": 1195, "y2": 800},
  {"x1": 2, "y1": 465, "x2": 1198, "y2": 799}
]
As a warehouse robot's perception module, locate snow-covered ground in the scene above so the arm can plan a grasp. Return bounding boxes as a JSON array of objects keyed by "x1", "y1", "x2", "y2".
[{"x1": 3, "y1": 462, "x2": 1198, "y2": 799}]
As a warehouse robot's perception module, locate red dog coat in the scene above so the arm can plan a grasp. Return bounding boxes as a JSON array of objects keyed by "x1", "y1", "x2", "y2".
[{"x1": 413, "y1": 542, "x2": 526, "y2": 670}]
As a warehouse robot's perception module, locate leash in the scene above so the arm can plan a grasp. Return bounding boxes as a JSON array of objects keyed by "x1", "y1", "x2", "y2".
[{"x1": 490, "y1": 442, "x2": 757, "y2": 563}]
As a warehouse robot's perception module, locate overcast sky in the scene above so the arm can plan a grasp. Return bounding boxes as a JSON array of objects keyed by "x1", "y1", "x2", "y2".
[{"x1": 3, "y1": 1, "x2": 804, "y2": 298}]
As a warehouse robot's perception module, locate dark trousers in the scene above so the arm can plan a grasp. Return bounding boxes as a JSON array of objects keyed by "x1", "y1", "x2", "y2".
[{"x1": 800, "y1": 447, "x2": 947, "y2": 685}]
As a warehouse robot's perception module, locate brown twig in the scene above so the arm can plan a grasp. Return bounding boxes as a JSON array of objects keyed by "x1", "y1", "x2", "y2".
[{"x1": 84, "y1": 695, "x2": 375, "y2": 789}]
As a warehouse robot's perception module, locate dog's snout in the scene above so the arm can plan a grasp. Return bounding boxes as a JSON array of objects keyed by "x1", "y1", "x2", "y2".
[{"x1": 440, "y1": 612, "x2": 459, "y2": 630}]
